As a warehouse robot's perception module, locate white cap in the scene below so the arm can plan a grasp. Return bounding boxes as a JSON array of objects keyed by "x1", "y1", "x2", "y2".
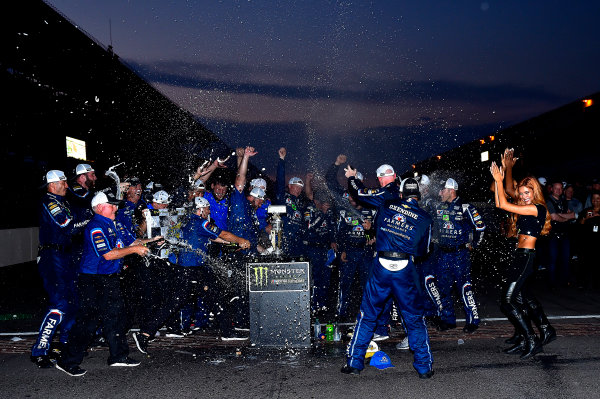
[
  {"x1": 250, "y1": 187, "x2": 266, "y2": 200},
  {"x1": 191, "y1": 179, "x2": 205, "y2": 190},
  {"x1": 91, "y1": 191, "x2": 121, "y2": 207},
  {"x1": 420, "y1": 174, "x2": 430, "y2": 186},
  {"x1": 194, "y1": 196, "x2": 210, "y2": 209},
  {"x1": 288, "y1": 177, "x2": 304, "y2": 187},
  {"x1": 444, "y1": 178, "x2": 459, "y2": 190},
  {"x1": 250, "y1": 178, "x2": 267, "y2": 190},
  {"x1": 356, "y1": 171, "x2": 364, "y2": 181},
  {"x1": 376, "y1": 164, "x2": 395, "y2": 177},
  {"x1": 46, "y1": 170, "x2": 67, "y2": 183},
  {"x1": 152, "y1": 190, "x2": 171, "y2": 204},
  {"x1": 538, "y1": 177, "x2": 547, "y2": 186},
  {"x1": 75, "y1": 163, "x2": 94, "y2": 175}
]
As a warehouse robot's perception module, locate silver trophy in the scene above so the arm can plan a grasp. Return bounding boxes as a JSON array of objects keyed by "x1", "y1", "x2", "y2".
[{"x1": 265, "y1": 205, "x2": 286, "y2": 256}]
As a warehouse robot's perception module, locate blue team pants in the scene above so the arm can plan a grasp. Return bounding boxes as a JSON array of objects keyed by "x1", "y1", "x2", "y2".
[
  {"x1": 32, "y1": 249, "x2": 78, "y2": 357},
  {"x1": 436, "y1": 249, "x2": 480, "y2": 326},
  {"x1": 346, "y1": 258, "x2": 433, "y2": 374},
  {"x1": 420, "y1": 253, "x2": 444, "y2": 318},
  {"x1": 337, "y1": 248, "x2": 371, "y2": 319},
  {"x1": 307, "y1": 247, "x2": 332, "y2": 312}
]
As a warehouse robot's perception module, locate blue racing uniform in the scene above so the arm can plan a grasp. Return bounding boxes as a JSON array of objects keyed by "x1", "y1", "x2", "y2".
[
  {"x1": 116, "y1": 199, "x2": 145, "y2": 236},
  {"x1": 255, "y1": 198, "x2": 271, "y2": 231},
  {"x1": 345, "y1": 194, "x2": 434, "y2": 374},
  {"x1": 324, "y1": 162, "x2": 376, "y2": 320},
  {"x1": 434, "y1": 197, "x2": 485, "y2": 327},
  {"x1": 335, "y1": 206, "x2": 376, "y2": 319},
  {"x1": 228, "y1": 188, "x2": 261, "y2": 255},
  {"x1": 204, "y1": 191, "x2": 229, "y2": 231},
  {"x1": 32, "y1": 192, "x2": 83, "y2": 358},
  {"x1": 59, "y1": 212, "x2": 137, "y2": 368},
  {"x1": 275, "y1": 159, "x2": 306, "y2": 257},
  {"x1": 303, "y1": 202, "x2": 337, "y2": 312}
]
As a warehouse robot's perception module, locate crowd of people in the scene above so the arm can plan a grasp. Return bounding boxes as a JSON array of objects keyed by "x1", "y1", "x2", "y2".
[{"x1": 30, "y1": 145, "x2": 599, "y2": 378}]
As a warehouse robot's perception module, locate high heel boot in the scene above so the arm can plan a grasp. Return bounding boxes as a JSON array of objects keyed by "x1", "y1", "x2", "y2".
[{"x1": 526, "y1": 299, "x2": 557, "y2": 346}]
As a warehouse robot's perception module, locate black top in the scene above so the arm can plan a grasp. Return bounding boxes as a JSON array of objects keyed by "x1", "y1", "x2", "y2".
[{"x1": 516, "y1": 204, "x2": 546, "y2": 238}]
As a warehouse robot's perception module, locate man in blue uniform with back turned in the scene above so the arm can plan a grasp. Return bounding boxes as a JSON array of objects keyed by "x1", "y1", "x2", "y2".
[
  {"x1": 434, "y1": 178, "x2": 486, "y2": 333},
  {"x1": 342, "y1": 166, "x2": 434, "y2": 379}
]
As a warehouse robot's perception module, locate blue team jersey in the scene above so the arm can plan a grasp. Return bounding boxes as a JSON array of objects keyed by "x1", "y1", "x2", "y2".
[
  {"x1": 255, "y1": 198, "x2": 271, "y2": 231},
  {"x1": 376, "y1": 198, "x2": 432, "y2": 256},
  {"x1": 435, "y1": 197, "x2": 486, "y2": 248},
  {"x1": 303, "y1": 203, "x2": 336, "y2": 246},
  {"x1": 79, "y1": 214, "x2": 136, "y2": 275},
  {"x1": 275, "y1": 159, "x2": 307, "y2": 254},
  {"x1": 39, "y1": 192, "x2": 77, "y2": 247},
  {"x1": 168, "y1": 213, "x2": 221, "y2": 266},
  {"x1": 228, "y1": 188, "x2": 261, "y2": 251},
  {"x1": 204, "y1": 191, "x2": 229, "y2": 230},
  {"x1": 336, "y1": 207, "x2": 376, "y2": 249},
  {"x1": 116, "y1": 200, "x2": 142, "y2": 236}
]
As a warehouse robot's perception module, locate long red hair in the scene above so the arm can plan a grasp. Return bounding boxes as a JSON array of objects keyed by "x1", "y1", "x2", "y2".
[{"x1": 508, "y1": 176, "x2": 552, "y2": 237}]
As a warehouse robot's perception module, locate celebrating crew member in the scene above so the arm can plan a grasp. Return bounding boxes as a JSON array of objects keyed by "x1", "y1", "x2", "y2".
[
  {"x1": 433, "y1": 178, "x2": 485, "y2": 333},
  {"x1": 490, "y1": 162, "x2": 556, "y2": 359},
  {"x1": 55, "y1": 192, "x2": 160, "y2": 376},
  {"x1": 31, "y1": 170, "x2": 86, "y2": 368},
  {"x1": 274, "y1": 147, "x2": 307, "y2": 258},
  {"x1": 342, "y1": 170, "x2": 434, "y2": 379},
  {"x1": 133, "y1": 196, "x2": 251, "y2": 353}
]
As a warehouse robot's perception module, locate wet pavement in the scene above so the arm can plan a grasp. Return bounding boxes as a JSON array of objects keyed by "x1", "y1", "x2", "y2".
[{"x1": 1, "y1": 262, "x2": 599, "y2": 398}]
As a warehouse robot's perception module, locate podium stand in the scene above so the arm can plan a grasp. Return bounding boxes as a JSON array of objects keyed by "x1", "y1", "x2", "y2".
[{"x1": 247, "y1": 261, "x2": 311, "y2": 348}]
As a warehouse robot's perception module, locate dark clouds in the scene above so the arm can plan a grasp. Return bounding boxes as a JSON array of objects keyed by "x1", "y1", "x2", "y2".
[{"x1": 133, "y1": 60, "x2": 569, "y2": 105}]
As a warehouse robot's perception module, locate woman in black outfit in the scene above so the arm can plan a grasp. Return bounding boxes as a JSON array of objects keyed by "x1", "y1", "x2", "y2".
[{"x1": 490, "y1": 162, "x2": 556, "y2": 359}]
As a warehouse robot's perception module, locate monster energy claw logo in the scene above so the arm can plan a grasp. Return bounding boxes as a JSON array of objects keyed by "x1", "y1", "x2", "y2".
[{"x1": 253, "y1": 266, "x2": 269, "y2": 287}]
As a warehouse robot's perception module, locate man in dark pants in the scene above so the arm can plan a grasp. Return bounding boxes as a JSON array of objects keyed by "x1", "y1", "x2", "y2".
[
  {"x1": 55, "y1": 192, "x2": 159, "y2": 377},
  {"x1": 132, "y1": 196, "x2": 251, "y2": 353},
  {"x1": 434, "y1": 178, "x2": 485, "y2": 333},
  {"x1": 31, "y1": 170, "x2": 85, "y2": 368},
  {"x1": 342, "y1": 171, "x2": 434, "y2": 379}
]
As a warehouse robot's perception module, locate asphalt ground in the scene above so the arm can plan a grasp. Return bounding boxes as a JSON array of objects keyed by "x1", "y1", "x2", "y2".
[{"x1": 1, "y1": 261, "x2": 599, "y2": 398}]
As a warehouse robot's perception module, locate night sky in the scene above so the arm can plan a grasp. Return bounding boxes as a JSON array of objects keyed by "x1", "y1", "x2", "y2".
[{"x1": 47, "y1": 0, "x2": 600, "y2": 180}]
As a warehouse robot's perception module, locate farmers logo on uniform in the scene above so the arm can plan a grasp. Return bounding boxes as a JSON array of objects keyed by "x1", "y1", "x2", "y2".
[
  {"x1": 285, "y1": 197, "x2": 292, "y2": 205},
  {"x1": 353, "y1": 225, "x2": 364, "y2": 232},
  {"x1": 345, "y1": 216, "x2": 352, "y2": 223},
  {"x1": 293, "y1": 211, "x2": 301, "y2": 219},
  {"x1": 393, "y1": 213, "x2": 406, "y2": 223},
  {"x1": 443, "y1": 221, "x2": 454, "y2": 230},
  {"x1": 437, "y1": 210, "x2": 444, "y2": 216},
  {"x1": 116, "y1": 239, "x2": 125, "y2": 249}
]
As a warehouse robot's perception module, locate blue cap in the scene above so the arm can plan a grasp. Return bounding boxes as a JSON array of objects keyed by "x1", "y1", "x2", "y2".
[{"x1": 369, "y1": 351, "x2": 395, "y2": 369}]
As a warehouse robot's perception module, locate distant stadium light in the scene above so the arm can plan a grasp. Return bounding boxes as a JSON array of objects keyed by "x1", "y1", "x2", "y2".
[
  {"x1": 436, "y1": 155, "x2": 442, "y2": 160},
  {"x1": 411, "y1": 164, "x2": 416, "y2": 169},
  {"x1": 66, "y1": 136, "x2": 87, "y2": 160},
  {"x1": 489, "y1": 135, "x2": 495, "y2": 141},
  {"x1": 481, "y1": 151, "x2": 489, "y2": 162},
  {"x1": 583, "y1": 99, "x2": 593, "y2": 107},
  {"x1": 479, "y1": 139, "x2": 485, "y2": 145}
]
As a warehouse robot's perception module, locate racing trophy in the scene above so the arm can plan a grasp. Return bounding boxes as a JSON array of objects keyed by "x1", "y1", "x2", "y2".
[
  {"x1": 248, "y1": 204, "x2": 310, "y2": 347},
  {"x1": 266, "y1": 205, "x2": 286, "y2": 257}
]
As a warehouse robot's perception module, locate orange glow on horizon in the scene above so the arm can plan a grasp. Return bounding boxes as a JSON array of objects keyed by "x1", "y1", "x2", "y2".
[{"x1": 583, "y1": 99, "x2": 593, "y2": 107}]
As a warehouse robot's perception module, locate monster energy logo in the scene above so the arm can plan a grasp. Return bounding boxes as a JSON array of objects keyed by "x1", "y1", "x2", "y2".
[{"x1": 253, "y1": 266, "x2": 269, "y2": 287}]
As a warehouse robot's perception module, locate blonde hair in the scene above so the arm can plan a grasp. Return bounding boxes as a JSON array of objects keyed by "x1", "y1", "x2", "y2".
[{"x1": 508, "y1": 176, "x2": 552, "y2": 237}]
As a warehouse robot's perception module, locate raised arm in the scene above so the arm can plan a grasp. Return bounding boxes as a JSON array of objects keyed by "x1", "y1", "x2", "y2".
[
  {"x1": 275, "y1": 147, "x2": 287, "y2": 204},
  {"x1": 501, "y1": 148, "x2": 518, "y2": 200},
  {"x1": 234, "y1": 146, "x2": 258, "y2": 192},
  {"x1": 305, "y1": 173, "x2": 314, "y2": 201},
  {"x1": 490, "y1": 162, "x2": 537, "y2": 216}
]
